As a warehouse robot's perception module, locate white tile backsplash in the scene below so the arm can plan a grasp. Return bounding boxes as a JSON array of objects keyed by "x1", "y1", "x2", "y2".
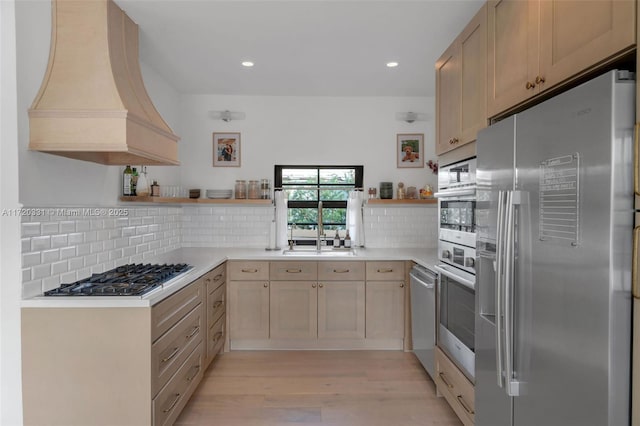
[{"x1": 21, "y1": 203, "x2": 437, "y2": 297}]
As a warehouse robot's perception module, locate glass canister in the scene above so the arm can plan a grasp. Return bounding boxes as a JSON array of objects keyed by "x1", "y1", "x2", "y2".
[
  {"x1": 234, "y1": 180, "x2": 247, "y2": 199},
  {"x1": 260, "y1": 179, "x2": 271, "y2": 199},
  {"x1": 380, "y1": 182, "x2": 393, "y2": 199},
  {"x1": 248, "y1": 180, "x2": 260, "y2": 199}
]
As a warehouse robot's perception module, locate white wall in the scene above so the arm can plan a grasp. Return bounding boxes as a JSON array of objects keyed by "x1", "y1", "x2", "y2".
[
  {"x1": 1, "y1": 0, "x2": 23, "y2": 423},
  {"x1": 15, "y1": 0, "x2": 182, "y2": 207},
  {"x1": 179, "y1": 95, "x2": 438, "y2": 193}
]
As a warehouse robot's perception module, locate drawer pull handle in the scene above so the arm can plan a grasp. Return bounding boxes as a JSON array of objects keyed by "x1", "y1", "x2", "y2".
[
  {"x1": 333, "y1": 269, "x2": 350, "y2": 273},
  {"x1": 377, "y1": 268, "x2": 393, "y2": 273},
  {"x1": 438, "y1": 372, "x2": 454, "y2": 389},
  {"x1": 535, "y1": 75, "x2": 545, "y2": 85},
  {"x1": 457, "y1": 395, "x2": 475, "y2": 415},
  {"x1": 286, "y1": 269, "x2": 302, "y2": 273},
  {"x1": 213, "y1": 300, "x2": 223, "y2": 309},
  {"x1": 186, "y1": 326, "x2": 200, "y2": 339},
  {"x1": 213, "y1": 274, "x2": 223, "y2": 281},
  {"x1": 162, "y1": 347, "x2": 180, "y2": 363},
  {"x1": 163, "y1": 393, "x2": 181, "y2": 413},
  {"x1": 186, "y1": 365, "x2": 201, "y2": 382},
  {"x1": 205, "y1": 278, "x2": 211, "y2": 283},
  {"x1": 213, "y1": 331, "x2": 223, "y2": 343},
  {"x1": 241, "y1": 268, "x2": 258, "y2": 273},
  {"x1": 452, "y1": 138, "x2": 459, "y2": 144},
  {"x1": 526, "y1": 81, "x2": 536, "y2": 90}
]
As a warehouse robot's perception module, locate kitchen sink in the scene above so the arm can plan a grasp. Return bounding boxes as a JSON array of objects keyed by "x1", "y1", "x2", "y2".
[{"x1": 282, "y1": 249, "x2": 356, "y2": 256}]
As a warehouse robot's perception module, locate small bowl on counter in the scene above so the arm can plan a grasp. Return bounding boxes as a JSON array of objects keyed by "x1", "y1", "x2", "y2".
[{"x1": 189, "y1": 189, "x2": 201, "y2": 199}]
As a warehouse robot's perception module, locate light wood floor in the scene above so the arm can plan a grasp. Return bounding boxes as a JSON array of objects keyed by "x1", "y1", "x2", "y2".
[{"x1": 175, "y1": 351, "x2": 463, "y2": 426}]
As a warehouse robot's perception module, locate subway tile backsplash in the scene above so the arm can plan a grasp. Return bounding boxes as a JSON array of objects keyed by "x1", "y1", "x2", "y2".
[
  {"x1": 20, "y1": 206, "x2": 181, "y2": 298},
  {"x1": 20, "y1": 204, "x2": 437, "y2": 297}
]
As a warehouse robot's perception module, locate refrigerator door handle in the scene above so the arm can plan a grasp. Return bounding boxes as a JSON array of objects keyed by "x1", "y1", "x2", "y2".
[
  {"x1": 634, "y1": 123, "x2": 639, "y2": 197},
  {"x1": 505, "y1": 190, "x2": 522, "y2": 397},
  {"x1": 633, "y1": 226, "x2": 640, "y2": 299},
  {"x1": 495, "y1": 190, "x2": 506, "y2": 387}
]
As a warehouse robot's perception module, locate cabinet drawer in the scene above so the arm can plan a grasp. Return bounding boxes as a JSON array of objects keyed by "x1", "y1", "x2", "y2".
[
  {"x1": 205, "y1": 263, "x2": 226, "y2": 294},
  {"x1": 152, "y1": 304, "x2": 203, "y2": 396},
  {"x1": 153, "y1": 343, "x2": 203, "y2": 426},
  {"x1": 318, "y1": 261, "x2": 365, "y2": 281},
  {"x1": 207, "y1": 315, "x2": 225, "y2": 363},
  {"x1": 207, "y1": 283, "x2": 225, "y2": 326},
  {"x1": 228, "y1": 261, "x2": 269, "y2": 281},
  {"x1": 152, "y1": 279, "x2": 204, "y2": 342},
  {"x1": 270, "y1": 261, "x2": 318, "y2": 281},
  {"x1": 366, "y1": 261, "x2": 405, "y2": 281},
  {"x1": 435, "y1": 347, "x2": 474, "y2": 426}
]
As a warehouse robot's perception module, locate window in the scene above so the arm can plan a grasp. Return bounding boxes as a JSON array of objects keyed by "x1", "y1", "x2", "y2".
[{"x1": 275, "y1": 165, "x2": 363, "y2": 245}]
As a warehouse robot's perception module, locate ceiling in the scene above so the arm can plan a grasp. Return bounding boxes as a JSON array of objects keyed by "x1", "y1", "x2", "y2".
[{"x1": 116, "y1": 0, "x2": 485, "y2": 97}]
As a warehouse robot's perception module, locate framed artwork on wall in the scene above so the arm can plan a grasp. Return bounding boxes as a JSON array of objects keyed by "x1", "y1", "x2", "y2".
[
  {"x1": 397, "y1": 133, "x2": 424, "y2": 168},
  {"x1": 213, "y1": 132, "x2": 241, "y2": 167}
]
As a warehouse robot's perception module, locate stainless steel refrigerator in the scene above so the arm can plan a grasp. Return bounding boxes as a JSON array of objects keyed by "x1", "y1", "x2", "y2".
[{"x1": 475, "y1": 70, "x2": 634, "y2": 426}]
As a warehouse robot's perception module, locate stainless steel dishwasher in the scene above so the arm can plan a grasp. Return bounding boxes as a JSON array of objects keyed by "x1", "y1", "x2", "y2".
[{"x1": 410, "y1": 264, "x2": 436, "y2": 379}]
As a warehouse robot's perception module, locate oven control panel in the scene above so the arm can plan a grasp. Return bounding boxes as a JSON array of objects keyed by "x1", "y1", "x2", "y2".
[{"x1": 438, "y1": 240, "x2": 476, "y2": 275}]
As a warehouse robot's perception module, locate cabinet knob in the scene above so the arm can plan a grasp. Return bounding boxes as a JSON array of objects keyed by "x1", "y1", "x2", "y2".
[
  {"x1": 263, "y1": 283, "x2": 268, "y2": 288},
  {"x1": 526, "y1": 81, "x2": 536, "y2": 90},
  {"x1": 535, "y1": 75, "x2": 545, "y2": 85},
  {"x1": 400, "y1": 283, "x2": 405, "y2": 288},
  {"x1": 319, "y1": 283, "x2": 324, "y2": 288},
  {"x1": 452, "y1": 138, "x2": 459, "y2": 144},
  {"x1": 448, "y1": 138, "x2": 454, "y2": 145},
  {"x1": 312, "y1": 283, "x2": 317, "y2": 288}
]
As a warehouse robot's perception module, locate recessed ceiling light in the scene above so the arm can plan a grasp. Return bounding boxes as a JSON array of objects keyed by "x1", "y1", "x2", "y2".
[
  {"x1": 386, "y1": 62, "x2": 399, "y2": 68},
  {"x1": 242, "y1": 61, "x2": 254, "y2": 67}
]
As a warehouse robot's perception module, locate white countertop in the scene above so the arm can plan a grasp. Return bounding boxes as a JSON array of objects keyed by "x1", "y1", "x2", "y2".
[{"x1": 22, "y1": 247, "x2": 439, "y2": 308}]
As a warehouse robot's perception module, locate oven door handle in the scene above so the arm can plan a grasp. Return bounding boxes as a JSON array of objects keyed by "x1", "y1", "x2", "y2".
[
  {"x1": 434, "y1": 187, "x2": 476, "y2": 198},
  {"x1": 433, "y1": 265, "x2": 475, "y2": 290}
]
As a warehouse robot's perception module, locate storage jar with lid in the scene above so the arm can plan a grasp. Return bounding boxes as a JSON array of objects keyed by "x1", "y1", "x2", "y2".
[
  {"x1": 248, "y1": 180, "x2": 260, "y2": 199},
  {"x1": 234, "y1": 180, "x2": 247, "y2": 199}
]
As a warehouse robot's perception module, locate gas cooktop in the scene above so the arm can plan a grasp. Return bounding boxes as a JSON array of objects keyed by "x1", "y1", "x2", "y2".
[{"x1": 44, "y1": 263, "x2": 193, "y2": 296}]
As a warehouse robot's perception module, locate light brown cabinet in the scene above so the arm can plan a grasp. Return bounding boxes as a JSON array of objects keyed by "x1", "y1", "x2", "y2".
[
  {"x1": 365, "y1": 261, "x2": 405, "y2": 340},
  {"x1": 22, "y1": 272, "x2": 209, "y2": 426},
  {"x1": 318, "y1": 281, "x2": 366, "y2": 339},
  {"x1": 436, "y1": 4, "x2": 487, "y2": 155},
  {"x1": 435, "y1": 347, "x2": 475, "y2": 426},
  {"x1": 228, "y1": 261, "x2": 270, "y2": 341},
  {"x1": 270, "y1": 281, "x2": 319, "y2": 339},
  {"x1": 205, "y1": 263, "x2": 226, "y2": 367},
  {"x1": 487, "y1": 0, "x2": 635, "y2": 118}
]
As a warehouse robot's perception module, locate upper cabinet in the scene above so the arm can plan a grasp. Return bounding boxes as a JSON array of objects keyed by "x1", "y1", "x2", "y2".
[
  {"x1": 436, "y1": 4, "x2": 487, "y2": 156},
  {"x1": 487, "y1": 0, "x2": 635, "y2": 118},
  {"x1": 28, "y1": 0, "x2": 181, "y2": 165}
]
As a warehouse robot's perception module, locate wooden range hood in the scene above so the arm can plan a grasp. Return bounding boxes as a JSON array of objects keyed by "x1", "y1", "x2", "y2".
[{"x1": 28, "y1": 0, "x2": 180, "y2": 165}]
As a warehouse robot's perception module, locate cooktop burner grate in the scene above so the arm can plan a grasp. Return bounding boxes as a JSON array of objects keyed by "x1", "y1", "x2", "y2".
[{"x1": 44, "y1": 263, "x2": 193, "y2": 296}]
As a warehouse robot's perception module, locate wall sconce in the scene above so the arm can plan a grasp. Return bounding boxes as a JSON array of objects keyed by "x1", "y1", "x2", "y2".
[
  {"x1": 208, "y1": 110, "x2": 246, "y2": 122},
  {"x1": 395, "y1": 112, "x2": 427, "y2": 123}
]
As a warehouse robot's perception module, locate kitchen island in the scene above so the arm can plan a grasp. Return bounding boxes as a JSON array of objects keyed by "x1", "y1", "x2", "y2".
[{"x1": 21, "y1": 247, "x2": 438, "y2": 426}]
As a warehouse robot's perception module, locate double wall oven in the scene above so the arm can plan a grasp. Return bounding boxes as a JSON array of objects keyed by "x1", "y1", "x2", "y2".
[{"x1": 434, "y1": 157, "x2": 476, "y2": 381}]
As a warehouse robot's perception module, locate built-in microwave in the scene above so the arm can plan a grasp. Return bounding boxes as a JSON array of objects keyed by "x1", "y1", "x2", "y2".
[{"x1": 437, "y1": 157, "x2": 476, "y2": 194}]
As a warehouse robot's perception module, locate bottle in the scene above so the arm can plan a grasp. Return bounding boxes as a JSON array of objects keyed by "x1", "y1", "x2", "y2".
[
  {"x1": 123, "y1": 165, "x2": 133, "y2": 196},
  {"x1": 344, "y1": 230, "x2": 352, "y2": 248},
  {"x1": 333, "y1": 230, "x2": 341, "y2": 248},
  {"x1": 151, "y1": 180, "x2": 160, "y2": 197},
  {"x1": 131, "y1": 167, "x2": 139, "y2": 196},
  {"x1": 136, "y1": 166, "x2": 150, "y2": 197},
  {"x1": 397, "y1": 182, "x2": 405, "y2": 200}
]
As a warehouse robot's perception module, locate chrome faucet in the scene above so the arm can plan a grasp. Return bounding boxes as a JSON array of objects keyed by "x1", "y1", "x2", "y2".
[{"x1": 317, "y1": 201, "x2": 323, "y2": 252}]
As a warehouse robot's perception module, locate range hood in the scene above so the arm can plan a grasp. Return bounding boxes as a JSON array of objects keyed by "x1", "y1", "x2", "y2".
[{"x1": 28, "y1": 0, "x2": 180, "y2": 165}]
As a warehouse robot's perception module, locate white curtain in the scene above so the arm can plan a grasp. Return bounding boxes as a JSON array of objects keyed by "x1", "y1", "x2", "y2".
[
  {"x1": 274, "y1": 190, "x2": 288, "y2": 249},
  {"x1": 346, "y1": 190, "x2": 365, "y2": 247}
]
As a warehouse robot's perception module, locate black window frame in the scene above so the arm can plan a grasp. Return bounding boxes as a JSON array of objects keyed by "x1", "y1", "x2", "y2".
[{"x1": 275, "y1": 165, "x2": 364, "y2": 244}]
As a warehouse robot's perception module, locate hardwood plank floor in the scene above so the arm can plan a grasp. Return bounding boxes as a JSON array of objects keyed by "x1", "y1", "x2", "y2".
[{"x1": 175, "y1": 351, "x2": 463, "y2": 426}]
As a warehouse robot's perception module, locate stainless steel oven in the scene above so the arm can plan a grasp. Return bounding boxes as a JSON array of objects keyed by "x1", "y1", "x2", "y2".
[{"x1": 435, "y1": 157, "x2": 477, "y2": 381}]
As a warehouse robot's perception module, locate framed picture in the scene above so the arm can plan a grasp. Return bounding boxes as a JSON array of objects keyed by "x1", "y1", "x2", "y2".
[
  {"x1": 397, "y1": 133, "x2": 424, "y2": 168},
  {"x1": 213, "y1": 132, "x2": 241, "y2": 167}
]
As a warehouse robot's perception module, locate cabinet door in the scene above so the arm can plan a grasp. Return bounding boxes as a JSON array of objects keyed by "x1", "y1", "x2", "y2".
[
  {"x1": 539, "y1": 0, "x2": 634, "y2": 91},
  {"x1": 460, "y1": 3, "x2": 487, "y2": 145},
  {"x1": 365, "y1": 281, "x2": 405, "y2": 339},
  {"x1": 270, "y1": 281, "x2": 318, "y2": 339},
  {"x1": 487, "y1": 0, "x2": 539, "y2": 117},
  {"x1": 317, "y1": 281, "x2": 365, "y2": 339},
  {"x1": 436, "y1": 41, "x2": 461, "y2": 155},
  {"x1": 228, "y1": 281, "x2": 269, "y2": 340}
]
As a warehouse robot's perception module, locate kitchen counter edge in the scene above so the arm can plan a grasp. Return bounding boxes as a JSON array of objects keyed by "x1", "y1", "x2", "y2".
[{"x1": 21, "y1": 247, "x2": 439, "y2": 308}]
